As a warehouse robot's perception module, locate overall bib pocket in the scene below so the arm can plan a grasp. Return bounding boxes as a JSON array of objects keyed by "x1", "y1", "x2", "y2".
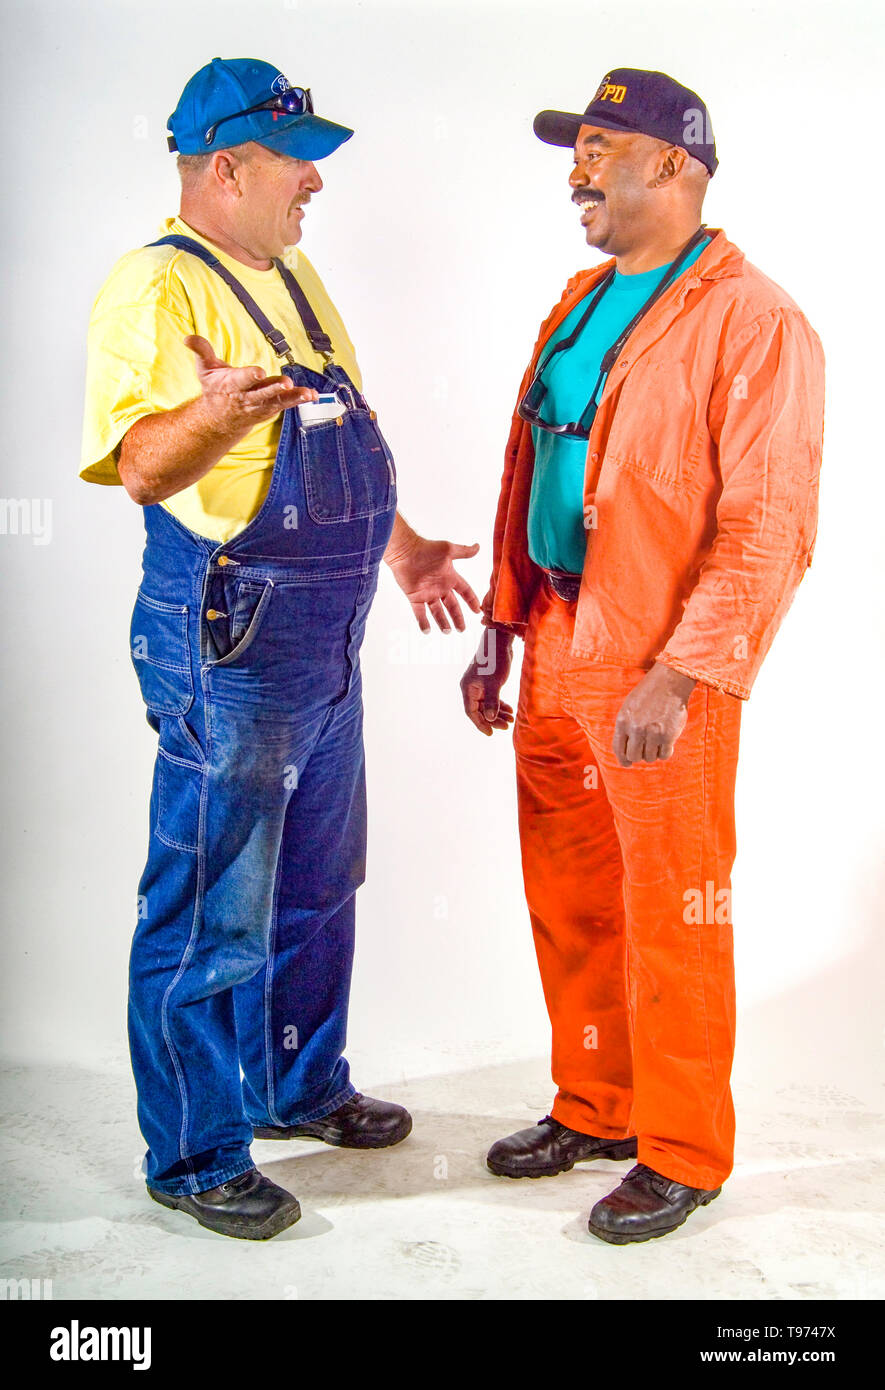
[
  {"x1": 130, "y1": 590, "x2": 194, "y2": 716},
  {"x1": 300, "y1": 410, "x2": 396, "y2": 524}
]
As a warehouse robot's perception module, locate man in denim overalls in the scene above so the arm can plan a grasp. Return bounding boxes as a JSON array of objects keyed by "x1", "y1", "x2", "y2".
[{"x1": 81, "y1": 58, "x2": 481, "y2": 1240}]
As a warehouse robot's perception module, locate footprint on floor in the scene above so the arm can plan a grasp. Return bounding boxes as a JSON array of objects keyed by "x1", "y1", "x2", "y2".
[{"x1": 397, "y1": 1240, "x2": 462, "y2": 1280}]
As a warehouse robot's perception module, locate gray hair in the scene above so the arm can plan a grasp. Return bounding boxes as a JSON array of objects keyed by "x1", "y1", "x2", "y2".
[{"x1": 176, "y1": 143, "x2": 253, "y2": 183}]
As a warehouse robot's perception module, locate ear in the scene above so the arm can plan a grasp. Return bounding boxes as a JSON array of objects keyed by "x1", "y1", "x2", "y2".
[
  {"x1": 650, "y1": 144, "x2": 688, "y2": 187},
  {"x1": 211, "y1": 150, "x2": 242, "y2": 194}
]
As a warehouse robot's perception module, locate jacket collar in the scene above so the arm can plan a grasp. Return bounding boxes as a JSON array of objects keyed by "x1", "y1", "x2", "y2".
[
  {"x1": 569, "y1": 227, "x2": 742, "y2": 294},
  {"x1": 692, "y1": 228, "x2": 744, "y2": 281},
  {"x1": 534, "y1": 227, "x2": 743, "y2": 367}
]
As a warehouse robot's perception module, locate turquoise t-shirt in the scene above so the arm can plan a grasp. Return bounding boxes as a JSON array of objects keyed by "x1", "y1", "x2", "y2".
[{"x1": 527, "y1": 237, "x2": 710, "y2": 574}]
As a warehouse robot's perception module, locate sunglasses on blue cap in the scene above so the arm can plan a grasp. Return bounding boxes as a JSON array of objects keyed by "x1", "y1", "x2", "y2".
[
  {"x1": 166, "y1": 86, "x2": 316, "y2": 152},
  {"x1": 201, "y1": 86, "x2": 314, "y2": 147}
]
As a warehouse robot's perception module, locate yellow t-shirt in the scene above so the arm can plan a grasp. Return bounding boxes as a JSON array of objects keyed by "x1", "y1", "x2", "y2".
[{"x1": 80, "y1": 215, "x2": 362, "y2": 542}]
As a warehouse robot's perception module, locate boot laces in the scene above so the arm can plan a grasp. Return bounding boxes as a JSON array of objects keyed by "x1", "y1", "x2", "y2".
[
  {"x1": 220, "y1": 1170, "x2": 254, "y2": 1194},
  {"x1": 538, "y1": 1114, "x2": 568, "y2": 1136},
  {"x1": 624, "y1": 1163, "x2": 671, "y2": 1195}
]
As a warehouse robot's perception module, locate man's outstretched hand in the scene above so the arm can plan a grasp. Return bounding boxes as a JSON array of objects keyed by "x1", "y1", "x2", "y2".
[
  {"x1": 118, "y1": 337, "x2": 320, "y2": 507},
  {"x1": 185, "y1": 335, "x2": 319, "y2": 424},
  {"x1": 385, "y1": 525, "x2": 482, "y2": 633}
]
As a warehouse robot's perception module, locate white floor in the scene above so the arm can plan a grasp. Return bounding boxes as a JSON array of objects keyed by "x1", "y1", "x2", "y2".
[{"x1": 1, "y1": 1045, "x2": 883, "y2": 1301}]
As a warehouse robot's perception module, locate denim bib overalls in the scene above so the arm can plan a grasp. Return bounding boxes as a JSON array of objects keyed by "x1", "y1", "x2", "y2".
[{"x1": 128, "y1": 236, "x2": 397, "y2": 1194}]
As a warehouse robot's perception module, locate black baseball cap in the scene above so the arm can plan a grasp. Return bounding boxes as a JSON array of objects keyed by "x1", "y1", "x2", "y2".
[{"x1": 534, "y1": 67, "x2": 718, "y2": 176}]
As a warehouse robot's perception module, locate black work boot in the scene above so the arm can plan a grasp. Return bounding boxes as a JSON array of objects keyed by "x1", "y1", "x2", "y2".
[
  {"x1": 487, "y1": 1115, "x2": 637, "y2": 1179},
  {"x1": 148, "y1": 1168, "x2": 301, "y2": 1241},
  {"x1": 253, "y1": 1093, "x2": 412, "y2": 1149},
  {"x1": 588, "y1": 1163, "x2": 722, "y2": 1244}
]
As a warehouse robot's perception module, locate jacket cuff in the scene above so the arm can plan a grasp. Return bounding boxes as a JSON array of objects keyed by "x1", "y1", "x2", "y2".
[
  {"x1": 481, "y1": 616, "x2": 523, "y2": 636},
  {"x1": 655, "y1": 654, "x2": 750, "y2": 700}
]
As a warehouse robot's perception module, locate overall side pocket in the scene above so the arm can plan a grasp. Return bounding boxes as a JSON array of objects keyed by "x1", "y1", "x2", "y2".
[
  {"x1": 130, "y1": 590, "x2": 194, "y2": 716},
  {"x1": 155, "y1": 743, "x2": 203, "y2": 854}
]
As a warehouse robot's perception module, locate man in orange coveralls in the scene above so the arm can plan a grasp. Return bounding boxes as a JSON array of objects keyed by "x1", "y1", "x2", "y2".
[{"x1": 460, "y1": 68, "x2": 824, "y2": 1244}]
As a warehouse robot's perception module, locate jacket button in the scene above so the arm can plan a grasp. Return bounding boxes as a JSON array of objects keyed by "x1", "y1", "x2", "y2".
[
  {"x1": 206, "y1": 609, "x2": 220, "y2": 621},
  {"x1": 590, "y1": 451, "x2": 599, "y2": 462},
  {"x1": 619, "y1": 359, "x2": 629, "y2": 368},
  {"x1": 217, "y1": 555, "x2": 231, "y2": 567}
]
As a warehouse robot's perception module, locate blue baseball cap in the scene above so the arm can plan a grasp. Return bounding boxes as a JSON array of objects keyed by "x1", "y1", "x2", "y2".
[{"x1": 167, "y1": 57, "x2": 354, "y2": 160}]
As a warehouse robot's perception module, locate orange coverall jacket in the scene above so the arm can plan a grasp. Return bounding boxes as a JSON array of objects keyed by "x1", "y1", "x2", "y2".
[{"x1": 482, "y1": 229, "x2": 825, "y2": 699}]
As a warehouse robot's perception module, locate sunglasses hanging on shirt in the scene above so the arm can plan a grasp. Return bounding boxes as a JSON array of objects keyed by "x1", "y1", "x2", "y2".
[{"x1": 518, "y1": 224, "x2": 709, "y2": 440}]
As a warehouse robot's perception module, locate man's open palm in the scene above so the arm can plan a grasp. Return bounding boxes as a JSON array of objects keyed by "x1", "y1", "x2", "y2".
[{"x1": 185, "y1": 335, "x2": 318, "y2": 422}]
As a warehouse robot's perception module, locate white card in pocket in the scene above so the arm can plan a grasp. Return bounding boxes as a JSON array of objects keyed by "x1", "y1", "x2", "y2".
[{"x1": 297, "y1": 392, "x2": 346, "y2": 427}]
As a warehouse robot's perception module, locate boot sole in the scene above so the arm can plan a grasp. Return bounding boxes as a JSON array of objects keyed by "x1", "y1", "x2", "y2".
[
  {"x1": 148, "y1": 1186, "x2": 302, "y2": 1241},
  {"x1": 587, "y1": 1187, "x2": 721, "y2": 1245},
  {"x1": 252, "y1": 1114, "x2": 413, "y2": 1149},
  {"x1": 487, "y1": 1139, "x2": 638, "y2": 1180}
]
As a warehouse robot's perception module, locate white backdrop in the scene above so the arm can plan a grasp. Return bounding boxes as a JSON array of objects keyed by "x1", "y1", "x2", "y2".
[{"x1": 1, "y1": 0, "x2": 882, "y2": 1103}]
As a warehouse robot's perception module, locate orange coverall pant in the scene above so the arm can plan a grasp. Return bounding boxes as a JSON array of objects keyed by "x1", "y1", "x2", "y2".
[{"x1": 513, "y1": 581, "x2": 743, "y2": 1191}]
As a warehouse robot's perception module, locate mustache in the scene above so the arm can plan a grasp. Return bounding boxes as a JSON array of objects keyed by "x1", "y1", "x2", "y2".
[{"x1": 572, "y1": 191, "x2": 604, "y2": 207}]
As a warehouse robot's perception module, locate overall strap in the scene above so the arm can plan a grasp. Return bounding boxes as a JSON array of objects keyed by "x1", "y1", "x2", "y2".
[
  {"x1": 148, "y1": 234, "x2": 334, "y2": 365},
  {"x1": 272, "y1": 258, "x2": 334, "y2": 360}
]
